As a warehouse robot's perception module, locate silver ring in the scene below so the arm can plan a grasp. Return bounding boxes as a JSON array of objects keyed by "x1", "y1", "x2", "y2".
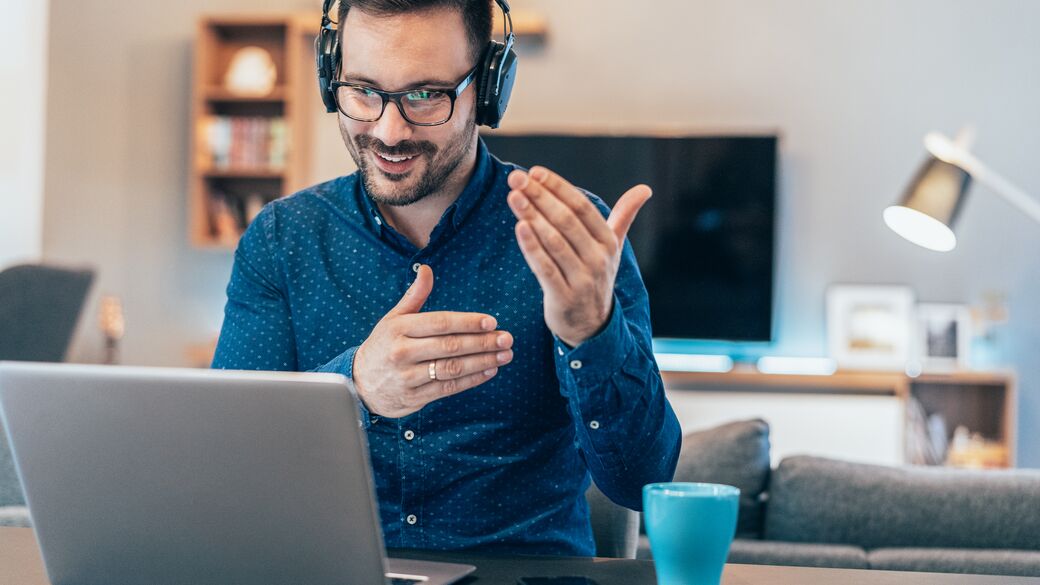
[{"x1": 428, "y1": 361, "x2": 437, "y2": 381}]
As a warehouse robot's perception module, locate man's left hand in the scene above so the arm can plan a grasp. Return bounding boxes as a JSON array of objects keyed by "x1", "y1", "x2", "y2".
[{"x1": 507, "y1": 166, "x2": 651, "y2": 348}]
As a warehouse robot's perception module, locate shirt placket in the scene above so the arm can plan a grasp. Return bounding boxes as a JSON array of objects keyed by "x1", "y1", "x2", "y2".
[{"x1": 397, "y1": 410, "x2": 424, "y2": 548}]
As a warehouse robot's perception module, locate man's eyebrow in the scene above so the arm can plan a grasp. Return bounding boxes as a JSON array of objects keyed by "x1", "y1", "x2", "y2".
[{"x1": 341, "y1": 74, "x2": 458, "y2": 90}]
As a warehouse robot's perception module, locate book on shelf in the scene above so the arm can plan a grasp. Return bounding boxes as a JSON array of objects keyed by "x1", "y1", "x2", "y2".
[
  {"x1": 198, "y1": 116, "x2": 288, "y2": 172},
  {"x1": 207, "y1": 191, "x2": 267, "y2": 243}
]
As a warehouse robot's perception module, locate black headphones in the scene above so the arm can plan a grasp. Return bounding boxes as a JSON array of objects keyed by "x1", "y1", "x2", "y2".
[{"x1": 316, "y1": 0, "x2": 517, "y2": 129}]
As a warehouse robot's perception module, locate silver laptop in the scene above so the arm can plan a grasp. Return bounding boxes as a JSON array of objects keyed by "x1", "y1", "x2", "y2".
[{"x1": 0, "y1": 361, "x2": 475, "y2": 585}]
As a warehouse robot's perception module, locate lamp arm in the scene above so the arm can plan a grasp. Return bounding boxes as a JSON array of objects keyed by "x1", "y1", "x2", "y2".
[
  {"x1": 925, "y1": 132, "x2": 1040, "y2": 226},
  {"x1": 967, "y1": 155, "x2": 1040, "y2": 226}
]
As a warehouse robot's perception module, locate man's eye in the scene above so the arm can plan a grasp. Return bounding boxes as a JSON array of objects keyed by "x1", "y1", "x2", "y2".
[
  {"x1": 406, "y1": 90, "x2": 435, "y2": 102},
  {"x1": 362, "y1": 88, "x2": 380, "y2": 98}
]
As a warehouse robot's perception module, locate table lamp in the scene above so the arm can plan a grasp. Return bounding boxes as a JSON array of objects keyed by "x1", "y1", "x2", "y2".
[{"x1": 883, "y1": 127, "x2": 1040, "y2": 251}]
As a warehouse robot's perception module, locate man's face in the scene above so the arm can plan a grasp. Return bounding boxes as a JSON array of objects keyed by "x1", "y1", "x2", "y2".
[{"x1": 337, "y1": 7, "x2": 479, "y2": 206}]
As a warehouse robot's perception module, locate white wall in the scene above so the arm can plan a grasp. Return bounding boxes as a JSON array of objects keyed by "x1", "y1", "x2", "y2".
[
  {"x1": 42, "y1": 0, "x2": 1040, "y2": 465},
  {"x1": 0, "y1": 0, "x2": 48, "y2": 267}
]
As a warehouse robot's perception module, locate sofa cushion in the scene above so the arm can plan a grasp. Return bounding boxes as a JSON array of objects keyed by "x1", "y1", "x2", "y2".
[
  {"x1": 868, "y1": 548, "x2": 1040, "y2": 577},
  {"x1": 672, "y1": 419, "x2": 771, "y2": 537},
  {"x1": 728, "y1": 538, "x2": 868, "y2": 569},
  {"x1": 765, "y1": 456, "x2": 1040, "y2": 550}
]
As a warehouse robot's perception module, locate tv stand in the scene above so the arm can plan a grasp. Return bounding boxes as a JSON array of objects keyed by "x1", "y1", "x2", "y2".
[{"x1": 661, "y1": 367, "x2": 1016, "y2": 468}]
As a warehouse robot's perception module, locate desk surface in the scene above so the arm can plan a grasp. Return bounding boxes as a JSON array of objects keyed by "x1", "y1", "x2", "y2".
[{"x1": 2, "y1": 527, "x2": 1038, "y2": 585}]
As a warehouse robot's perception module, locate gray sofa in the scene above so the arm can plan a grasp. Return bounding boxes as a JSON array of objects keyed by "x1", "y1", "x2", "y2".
[{"x1": 636, "y1": 419, "x2": 1040, "y2": 577}]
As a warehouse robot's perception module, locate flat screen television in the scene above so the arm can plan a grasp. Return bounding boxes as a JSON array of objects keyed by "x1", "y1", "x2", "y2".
[{"x1": 481, "y1": 132, "x2": 778, "y2": 342}]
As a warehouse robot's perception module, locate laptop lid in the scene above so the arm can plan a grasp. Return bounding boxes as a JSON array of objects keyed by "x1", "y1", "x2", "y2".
[{"x1": 0, "y1": 362, "x2": 471, "y2": 585}]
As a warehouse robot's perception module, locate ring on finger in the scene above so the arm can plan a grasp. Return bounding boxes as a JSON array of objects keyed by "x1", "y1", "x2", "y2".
[{"x1": 428, "y1": 361, "x2": 437, "y2": 381}]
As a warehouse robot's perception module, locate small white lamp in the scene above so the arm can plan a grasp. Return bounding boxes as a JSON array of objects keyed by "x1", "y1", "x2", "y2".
[{"x1": 884, "y1": 128, "x2": 1040, "y2": 251}]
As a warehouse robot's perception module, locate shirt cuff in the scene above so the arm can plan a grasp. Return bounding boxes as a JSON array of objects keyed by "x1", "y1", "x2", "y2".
[
  {"x1": 553, "y1": 294, "x2": 636, "y2": 391},
  {"x1": 314, "y1": 345, "x2": 376, "y2": 430}
]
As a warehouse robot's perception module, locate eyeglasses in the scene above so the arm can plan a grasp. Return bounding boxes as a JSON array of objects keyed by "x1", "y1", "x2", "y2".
[{"x1": 330, "y1": 65, "x2": 478, "y2": 126}]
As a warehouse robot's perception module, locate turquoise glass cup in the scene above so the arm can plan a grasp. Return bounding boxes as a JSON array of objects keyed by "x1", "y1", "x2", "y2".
[{"x1": 643, "y1": 482, "x2": 740, "y2": 585}]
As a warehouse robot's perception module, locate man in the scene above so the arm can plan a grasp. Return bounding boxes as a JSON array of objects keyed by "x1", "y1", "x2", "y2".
[{"x1": 212, "y1": 0, "x2": 681, "y2": 556}]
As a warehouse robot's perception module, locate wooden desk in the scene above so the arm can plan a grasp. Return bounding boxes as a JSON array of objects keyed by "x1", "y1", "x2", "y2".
[{"x1": 3, "y1": 527, "x2": 1038, "y2": 585}]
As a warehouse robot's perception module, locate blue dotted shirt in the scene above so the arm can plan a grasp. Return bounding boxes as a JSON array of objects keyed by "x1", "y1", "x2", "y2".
[{"x1": 212, "y1": 139, "x2": 681, "y2": 556}]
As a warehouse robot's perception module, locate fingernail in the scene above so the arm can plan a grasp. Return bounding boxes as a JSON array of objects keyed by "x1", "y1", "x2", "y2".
[
  {"x1": 531, "y1": 168, "x2": 546, "y2": 181},
  {"x1": 514, "y1": 194, "x2": 529, "y2": 210},
  {"x1": 484, "y1": 368, "x2": 498, "y2": 377},
  {"x1": 496, "y1": 333, "x2": 511, "y2": 348},
  {"x1": 482, "y1": 317, "x2": 496, "y2": 330},
  {"x1": 496, "y1": 350, "x2": 512, "y2": 364}
]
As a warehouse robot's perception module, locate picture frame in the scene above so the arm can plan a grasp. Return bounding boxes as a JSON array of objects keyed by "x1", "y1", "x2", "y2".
[
  {"x1": 826, "y1": 284, "x2": 915, "y2": 371},
  {"x1": 915, "y1": 303, "x2": 971, "y2": 372}
]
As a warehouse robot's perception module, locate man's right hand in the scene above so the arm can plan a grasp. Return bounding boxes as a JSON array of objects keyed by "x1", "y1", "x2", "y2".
[{"x1": 352, "y1": 265, "x2": 514, "y2": 418}]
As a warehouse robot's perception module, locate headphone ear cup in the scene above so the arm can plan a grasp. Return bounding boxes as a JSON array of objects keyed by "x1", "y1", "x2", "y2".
[
  {"x1": 475, "y1": 40, "x2": 516, "y2": 129},
  {"x1": 488, "y1": 45, "x2": 518, "y2": 128},
  {"x1": 315, "y1": 28, "x2": 339, "y2": 113},
  {"x1": 475, "y1": 42, "x2": 500, "y2": 127}
]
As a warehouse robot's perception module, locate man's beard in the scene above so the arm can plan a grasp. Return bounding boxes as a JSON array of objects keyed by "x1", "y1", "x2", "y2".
[{"x1": 340, "y1": 115, "x2": 476, "y2": 207}]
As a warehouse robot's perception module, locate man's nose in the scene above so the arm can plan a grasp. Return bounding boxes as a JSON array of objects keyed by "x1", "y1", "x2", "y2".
[{"x1": 369, "y1": 100, "x2": 414, "y2": 147}]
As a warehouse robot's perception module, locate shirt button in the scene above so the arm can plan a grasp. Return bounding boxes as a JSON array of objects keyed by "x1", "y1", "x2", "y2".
[
  {"x1": 412, "y1": 263, "x2": 421, "y2": 272},
  {"x1": 557, "y1": 346, "x2": 565, "y2": 356},
  {"x1": 406, "y1": 514, "x2": 418, "y2": 525},
  {"x1": 589, "y1": 420, "x2": 601, "y2": 430},
  {"x1": 374, "y1": 216, "x2": 382, "y2": 226},
  {"x1": 570, "y1": 360, "x2": 583, "y2": 370},
  {"x1": 404, "y1": 429, "x2": 416, "y2": 441}
]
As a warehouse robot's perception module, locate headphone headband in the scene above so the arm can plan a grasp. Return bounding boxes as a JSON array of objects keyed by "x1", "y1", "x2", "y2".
[{"x1": 316, "y1": 0, "x2": 518, "y2": 128}]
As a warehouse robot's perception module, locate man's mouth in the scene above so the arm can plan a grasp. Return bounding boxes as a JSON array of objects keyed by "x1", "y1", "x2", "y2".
[
  {"x1": 376, "y1": 152, "x2": 417, "y2": 163},
  {"x1": 371, "y1": 150, "x2": 421, "y2": 174}
]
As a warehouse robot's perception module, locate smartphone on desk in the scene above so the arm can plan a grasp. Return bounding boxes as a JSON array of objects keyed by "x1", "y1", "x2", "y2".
[{"x1": 515, "y1": 574, "x2": 599, "y2": 578}]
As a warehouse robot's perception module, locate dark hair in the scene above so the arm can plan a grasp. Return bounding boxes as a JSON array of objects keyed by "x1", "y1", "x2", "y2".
[{"x1": 337, "y1": 0, "x2": 494, "y2": 64}]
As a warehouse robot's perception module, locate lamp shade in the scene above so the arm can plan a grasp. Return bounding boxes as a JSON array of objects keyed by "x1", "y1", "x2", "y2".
[{"x1": 883, "y1": 156, "x2": 971, "y2": 252}]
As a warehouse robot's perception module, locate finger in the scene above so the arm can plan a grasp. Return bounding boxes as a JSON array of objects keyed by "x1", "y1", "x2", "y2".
[
  {"x1": 523, "y1": 167, "x2": 617, "y2": 249},
  {"x1": 406, "y1": 330, "x2": 513, "y2": 363},
  {"x1": 515, "y1": 221, "x2": 570, "y2": 293},
  {"x1": 606, "y1": 184, "x2": 652, "y2": 242},
  {"x1": 509, "y1": 199, "x2": 586, "y2": 281},
  {"x1": 414, "y1": 367, "x2": 500, "y2": 401},
  {"x1": 397, "y1": 311, "x2": 498, "y2": 338},
  {"x1": 407, "y1": 349, "x2": 512, "y2": 387},
  {"x1": 508, "y1": 185, "x2": 601, "y2": 265},
  {"x1": 387, "y1": 264, "x2": 434, "y2": 317}
]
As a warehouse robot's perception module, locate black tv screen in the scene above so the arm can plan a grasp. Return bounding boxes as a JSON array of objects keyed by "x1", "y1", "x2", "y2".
[{"x1": 481, "y1": 133, "x2": 777, "y2": 342}]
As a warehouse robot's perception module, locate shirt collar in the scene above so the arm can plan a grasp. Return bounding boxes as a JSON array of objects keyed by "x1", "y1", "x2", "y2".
[{"x1": 357, "y1": 138, "x2": 493, "y2": 236}]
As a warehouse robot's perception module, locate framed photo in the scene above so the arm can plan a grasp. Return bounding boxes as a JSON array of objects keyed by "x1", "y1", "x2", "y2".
[
  {"x1": 826, "y1": 284, "x2": 915, "y2": 371},
  {"x1": 915, "y1": 303, "x2": 971, "y2": 371}
]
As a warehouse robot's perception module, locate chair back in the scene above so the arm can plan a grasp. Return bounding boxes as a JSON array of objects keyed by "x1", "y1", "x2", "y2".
[
  {"x1": 586, "y1": 483, "x2": 640, "y2": 558},
  {"x1": 0, "y1": 264, "x2": 95, "y2": 362}
]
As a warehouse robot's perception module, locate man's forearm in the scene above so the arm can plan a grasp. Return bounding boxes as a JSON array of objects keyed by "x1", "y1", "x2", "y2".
[{"x1": 554, "y1": 297, "x2": 681, "y2": 510}]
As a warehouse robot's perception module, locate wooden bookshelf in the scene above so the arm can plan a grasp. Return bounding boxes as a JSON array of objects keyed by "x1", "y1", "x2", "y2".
[
  {"x1": 189, "y1": 14, "x2": 316, "y2": 249},
  {"x1": 662, "y1": 366, "x2": 1017, "y2": 468}
]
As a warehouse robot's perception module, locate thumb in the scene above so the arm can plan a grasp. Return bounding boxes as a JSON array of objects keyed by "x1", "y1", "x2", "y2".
[
  {"x1": 388, "y1": 264, "x2": 434, "y2": 316},
  {"x1": 606, "y1": 184, "x2": 652, "y2": 243}
]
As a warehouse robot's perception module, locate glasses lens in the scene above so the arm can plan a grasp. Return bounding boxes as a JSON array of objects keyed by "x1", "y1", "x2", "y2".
[
  {"x1": 336, "y1": 86, "x2": 384, "y2": 121},
  {"x1": 400, "y1": 90, "x2": 452, "y2": 125}
]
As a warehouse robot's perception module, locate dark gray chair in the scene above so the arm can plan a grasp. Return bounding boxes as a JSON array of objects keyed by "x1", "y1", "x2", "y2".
[
  {"x1": 0, "y1": 263, "x2": 95, "y2": 362},
  {"x1": 586, "y1": 483, "x2": 640, "y2": 558}
]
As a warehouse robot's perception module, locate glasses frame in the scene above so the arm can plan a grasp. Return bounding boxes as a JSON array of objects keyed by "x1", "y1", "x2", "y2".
[{"x1": 330, "y1": 65, "x2": 479, "y2": 127}]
